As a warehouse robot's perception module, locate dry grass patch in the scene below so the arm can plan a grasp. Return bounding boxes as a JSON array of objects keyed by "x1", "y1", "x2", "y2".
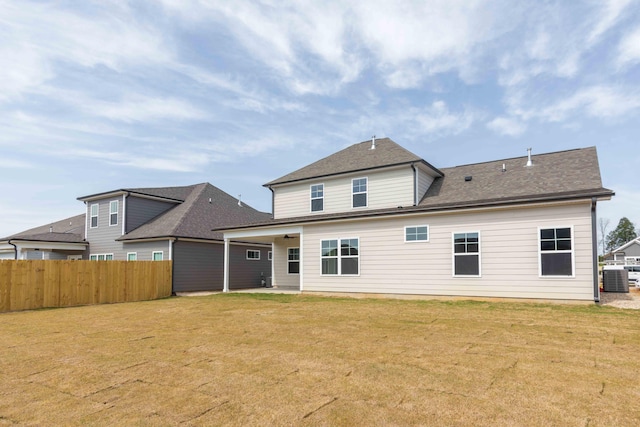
[{"x1": 1, "y1": 293, "x2": 639, "y2": 426}]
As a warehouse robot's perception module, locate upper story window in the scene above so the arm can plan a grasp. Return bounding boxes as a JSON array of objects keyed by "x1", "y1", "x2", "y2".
[
  {"x1": 109, "y1": 200, "x2": 118, "y2": 226},
  {"x1": 352, "y1": 178, "x2": 367, "y2": 208},
  {"x1": 90, "y1": 204, "x2": 99, "y2": 228},
  {"x1": 152, "y1": 251, "x2": 164, "y2": 261},
  {"x1": 310, "y1": 184, "x2": 324, "y2": 212},
  {"x1": 539, "y1": 227, "x2": 573, "y2": 276},
  {"x1": 453, "y1": 232, "x2": 480, "y2": 276},
  {"x1": 405, "y1": 225, "x2": 429, "y2": 242}
]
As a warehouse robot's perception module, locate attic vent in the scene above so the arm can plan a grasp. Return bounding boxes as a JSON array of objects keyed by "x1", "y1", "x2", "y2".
[{"x1": 464, "y1": 176, "x2": 472, "y2": 182}]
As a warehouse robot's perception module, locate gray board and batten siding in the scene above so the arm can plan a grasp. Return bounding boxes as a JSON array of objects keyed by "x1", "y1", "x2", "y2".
[
  {"x1": 173, "y1": 240, "x2": 271, "y2": 292},
  {"x1": 126, "y1": 196, "x2": 177, "y2": 233}
]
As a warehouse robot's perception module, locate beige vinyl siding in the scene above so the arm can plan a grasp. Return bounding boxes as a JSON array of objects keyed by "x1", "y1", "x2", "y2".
[
  {"x1": 417, "y1": 168, "x2": 435, "y2": 201},
  {"x1": 273, "y1": 166, "x2": 415, "y2": 219},
  {"x1": 301, "y1": 202, "x2": 595, "y2": 300},
  {"x1": 272, "y1": 237, "x2": 300, "y2": 289}
]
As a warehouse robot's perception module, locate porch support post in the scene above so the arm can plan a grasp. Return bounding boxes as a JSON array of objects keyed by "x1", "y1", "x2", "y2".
[{"x1": 223, "y1": 238, "x2": 230, "y2": 293}]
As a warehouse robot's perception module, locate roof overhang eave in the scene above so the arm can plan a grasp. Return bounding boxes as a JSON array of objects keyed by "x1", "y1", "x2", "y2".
[
  {"x1": 218, "y1": 189, "x2": 615, "y2": 232},
  {"x1": 263, "y1": 160, "x2": 443, "y2": 188}
]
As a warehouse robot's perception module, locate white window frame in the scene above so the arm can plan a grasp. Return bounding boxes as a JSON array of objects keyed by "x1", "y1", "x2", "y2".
[
  {"x1": 109, "y1": 200, "x2": 118, "y2": 226},
  {"x1": 320, "y1": 237, "x2": 360, "y2": 276},
  {"x1": 127, "y1": 252, "x2": 137, "y2": 261},
  {"x1": 246, "y1": 250, "x2": 261, "y2": 260},
  {"x1": 452, "y1": 231, "x2": 481, "y2": 277},
  {"x1": 152, "y1": 251, "x2": 164, "y2": 261},
  {"x1": 287, "y1": 247, "x2": 300, "y2": 275},
  {"x1": 538, "y1": 226, "x2": 575, "y2": 278},
  {"x1": 90, "y1": 253, "x2": 114, "y2": 261},
  {"x1": 405, "y1": 225, "x2": 429, "y2": 242},
  {"x1": 90, "y1": 204, "x2": 99, "y2": 228},
  {"x1": 310, "y1": 183, "x2": 324, "y2": 213},
  {"x1": 352, "y1": 177, "x2": 368, "y2": 208}
]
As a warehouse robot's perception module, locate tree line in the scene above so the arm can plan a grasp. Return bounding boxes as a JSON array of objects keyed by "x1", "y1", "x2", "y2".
[{"x1": 598, "y1": 217, "x2": 638, "y2": 255}]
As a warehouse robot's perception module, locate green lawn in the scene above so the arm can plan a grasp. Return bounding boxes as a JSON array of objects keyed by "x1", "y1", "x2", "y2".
[{"x1": 1, "y1": 293, "x2": 639, "y2": 426}]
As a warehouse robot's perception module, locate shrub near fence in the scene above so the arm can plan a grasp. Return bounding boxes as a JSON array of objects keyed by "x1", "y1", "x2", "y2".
[{"x1": 0, "y1": 260, "x2": 172, "y2": 313}]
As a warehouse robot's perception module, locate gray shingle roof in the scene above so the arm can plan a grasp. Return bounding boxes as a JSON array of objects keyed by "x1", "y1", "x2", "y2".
[
  {"x1": 118, "y1": 183, "x2": 272, "y2": 241},
  {"x1": 1, "y1": 213, "x2": 86, "y2": 243},
  {"x1": 218, "y1": 146, "x2": 613, "y2": 231},
  {"x1": 264, "y1": 137, "x2": 442, "y2": 186},
  {"x1": 419, "y1": 146, "x2": 607, "y2": 208}
]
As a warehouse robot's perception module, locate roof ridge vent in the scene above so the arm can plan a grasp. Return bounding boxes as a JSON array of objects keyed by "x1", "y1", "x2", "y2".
[
  {"x1": 370, "y1": 135, "x2": 376, "y2": 150},
  {"x1": 526, "y1": 148, "x2": 533, "y2": 167}
]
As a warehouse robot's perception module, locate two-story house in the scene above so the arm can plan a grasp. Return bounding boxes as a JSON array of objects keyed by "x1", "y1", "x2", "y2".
[
  {"x1": 1, "y1": 183, "x2": 272, "y2": 293},
  {"x1": 220, "y1": 137, "x2": 614, "y2": 301}
]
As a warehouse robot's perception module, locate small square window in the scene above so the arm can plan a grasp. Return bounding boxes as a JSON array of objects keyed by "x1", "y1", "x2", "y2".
[
  {"x1": 405, "y1": 226, "x2": 429, "y2": 242},
  {"x1": 247, "y1": 250, "x2": 260, "y2": 260},
  {"x1": 152, "y1": 251, "x2": 163, "y2": 261}
]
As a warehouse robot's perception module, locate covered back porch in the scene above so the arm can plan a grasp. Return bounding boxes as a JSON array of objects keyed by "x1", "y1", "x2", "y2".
[{"x1": 223, "y1": 226, "x2": 303, "y2": 292}]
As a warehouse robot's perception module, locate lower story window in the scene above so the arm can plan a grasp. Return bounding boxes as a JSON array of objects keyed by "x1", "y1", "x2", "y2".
[
  {"x1": 540, "y1": 227, "x2": 573, "y2": 276},
  {"x1": 90, "y1": 253, "x2": 114, "y2": 261},
  {"x1": 152, "y1": 251, "x2": 163, "y2": 261},
  {"x1": 453, "y1": 232, "x2": 480, "y2": 276},
  {"x1": 321, "y1": 238, "x2": 359, "y2": 275},
  {"x1": 288, "y1": 247, "x2": 300, "y2": 274},
  {"x1": 246, "y1": 250, "x2": 260, "y2": 260}
]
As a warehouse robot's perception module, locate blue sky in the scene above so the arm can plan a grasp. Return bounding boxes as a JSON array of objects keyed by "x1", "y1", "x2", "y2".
[{"x1": 2, "y1": 0, "x2": 640, "y2": 242}]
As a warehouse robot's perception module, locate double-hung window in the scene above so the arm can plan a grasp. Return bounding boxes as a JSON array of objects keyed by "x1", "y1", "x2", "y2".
[
  {"x1": 310, "y1": 184, "x2": 324, "y2": 212},
  {"x1": 288, "y1": 248, "x2": 300, "y2": 274},
  {"x1": 321, "y1": 238, "x2": 359, "y2": 275},
  {"x1": 352, "y1": 178, "x2": 367, "y2": 208},
  {"x1": 405, "y1": 225, "x2": 429, "y2": 242},
  {"x1": 539, "y1": 227, "x2": 573, "y2": 276},
  {"x1": 453, "y1": 232, "x2": 480, "y2": 276},
  {"x1": 90, "y1": 204, "x2": 99, "y2": 228},
  {"x1": 109, "y1": 200, "x2": 118, "y2": 226},
  {"x1": 127, "y1": 252, "x2": 137, "y2": 261},
  {"x1": 152, "y1": 251, "x2": 164, "y2": 261}
]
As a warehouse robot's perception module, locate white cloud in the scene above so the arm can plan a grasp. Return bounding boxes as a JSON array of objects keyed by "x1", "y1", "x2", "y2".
[
  {"x1": 616, "y1": 26, "x2": 640, "y2": 69},
  {"x1": 0, "y1": 1, "x2": 170, "y2": 101},
  {"x1": 487, "y1": 117, "x2": 526, "y2": 136},
  {"x1": 90, "y1": 96, "x2": 209, "y2": 123},
  {"x1": 529, "y1": 86, "x2": 640, "y2": 122},
  {"x1": 587, "y1": 0, "x2": 635, "y2": 45}
]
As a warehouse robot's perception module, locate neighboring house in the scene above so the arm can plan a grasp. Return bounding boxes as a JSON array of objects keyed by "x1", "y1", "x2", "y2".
[
  {"x1": 602, "y1": 237, "x2": 640, "y2": 265},
  {"x1": 220, "y1": 137, "x2": 614, "y2": 301},
  {"x1": 1, "y1": 183, "x2": 272, "y2": 293},
  {"x1": 0, "y1": 214, "x2": 87, "y2": 260}
]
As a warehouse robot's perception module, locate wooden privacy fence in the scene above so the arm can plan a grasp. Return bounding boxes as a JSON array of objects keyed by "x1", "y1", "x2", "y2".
[{"x1": 0, "y1": 260, "x2": 172, "y2": 313}]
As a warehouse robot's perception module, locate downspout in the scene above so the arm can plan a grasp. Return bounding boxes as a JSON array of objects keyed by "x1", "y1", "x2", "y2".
[
  {"x1": 410, "y1": 163, "x2": 417, "y2": 206},
  {"x1": 170, "y1": 238, "x2": 176, "y2": 295},
  {"x1": 8, "y1": 240, "x2": 18, "y2": 260},
  {"x1": 122, "y1": 192, "x2": 129, "y2": 235},
  {"x1": 591, "y1": 197, "x2": 600, "y2": 303}
]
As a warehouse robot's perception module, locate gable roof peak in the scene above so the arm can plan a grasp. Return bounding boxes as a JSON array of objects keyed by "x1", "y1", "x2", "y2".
[{"x1": 265, "y1": 137, "x2": 442, "y2": 186}]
